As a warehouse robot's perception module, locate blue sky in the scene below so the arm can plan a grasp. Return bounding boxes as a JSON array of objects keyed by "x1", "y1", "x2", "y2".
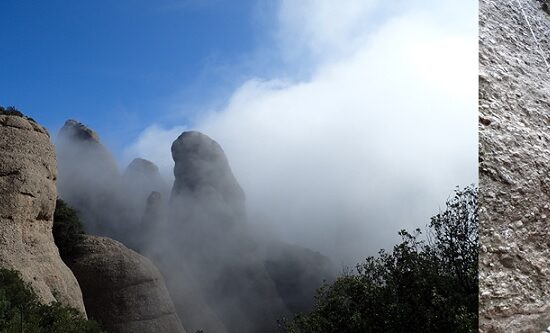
[{"x1": 0, "y1": 0, "x2": 275, "y2": 152}]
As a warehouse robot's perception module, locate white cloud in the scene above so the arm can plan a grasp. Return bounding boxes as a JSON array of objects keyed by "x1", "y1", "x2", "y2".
[{"x1": 125, "y1": 0, "x2": 478, "y2": 263}]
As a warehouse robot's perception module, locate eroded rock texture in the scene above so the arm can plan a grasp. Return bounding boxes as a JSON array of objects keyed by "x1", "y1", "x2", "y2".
[
  {"x1": 479, "y1": 0, "x2": 550, "y2": 331},
  {"x1": 0, "y1": 115, "x2": 86, "y2": 313},
  {"x1": 67, "y1": 235, "x2": 186, "y2": 333}
]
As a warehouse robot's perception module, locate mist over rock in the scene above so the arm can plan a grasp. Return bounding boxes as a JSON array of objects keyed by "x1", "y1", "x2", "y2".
[
  {"x1": 57, "y1": 120, "x2": 168, "y2": 248},
  {"x1": 0, "y1": 115, "x2": 86, "y2": 313},
  {"x1": 169, "y1": 131, "x2": 289, "y2": 332},
  {"x1": 57, "y1": 119, "x2": 123, "y2": 237},
  {"x1": 171, "y1": 131, "x2": 245, "y2": 218},
  {"x1": 58, "y1": 119, "x2": 119, "y2": 179},
  {"x1": 67, "y1": 235, "x2": 186, "y2": 333},
  {"x1": 265, "y1": 241, "x2": 335, "y2": 314},
  {"x1": 55, "y1": 123, "x2": 335, "y2": 332},
  {"x1": 479, "y1": 0, "x2": 550, "y2": 331},
  {"x1": 124, "y1": 158, "x2": 168, "y2": 196}
]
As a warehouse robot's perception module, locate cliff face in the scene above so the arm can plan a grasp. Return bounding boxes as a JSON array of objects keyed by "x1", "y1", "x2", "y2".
[
  {"x1": 67, "y1": 236, "x2": 186, "y2": 333},
  {"x1": 0, "y1": 115, "x2": 86, "y2": 313},
  {"x1": 479, "y1": 0, "x2": 550, "y2": 331}
]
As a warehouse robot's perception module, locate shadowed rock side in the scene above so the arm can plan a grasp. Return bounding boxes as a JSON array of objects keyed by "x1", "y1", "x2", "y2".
[
  {"x1": 169, "y1": 131, "x2": 289, "y2": 333},
  {"x1": 479, "y1": 0, "x2": 550, "y2": 331},
  {"x1": 66, "y1": 235, "x2": 186, "y2": 333},
  {"x1": 0, "y1": 115, "x2": 86, "y2": 313},
  {"x1": 264, "y1": 241, "x2": 335, "y2": 314},
  {"x1": 139, "y1": 191, "x2": 230, "y2": 333},
  {"x1": 171, "y1": 131, "x2": 246, "y2": 219}
]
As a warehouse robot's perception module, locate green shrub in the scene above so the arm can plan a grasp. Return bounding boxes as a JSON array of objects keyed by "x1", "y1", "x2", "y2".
[
  {"x1": 283, "y1": 185, "x2": 478, "y2": 333},
  {"x1": 0, "y1": 269, "x2": 103, "y2": 332},
  {"x1": 53, "y1": 199, "x2": 86, "y2": 261}
]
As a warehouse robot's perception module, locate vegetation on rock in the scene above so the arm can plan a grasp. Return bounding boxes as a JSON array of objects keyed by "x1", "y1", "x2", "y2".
[
  {"x1": 282, "y1": 185, "x2": 478, "y2": 333},
  {"x1": 0, "y1": 106, "x2": 36, "y2": 122},
  {"x1": 53, "y1": 199, "x2": 86, "y2": 261},
  {"x1": 0, "y1": 106, "x2": 23, "y2": 117},
  {"x1": 0, "y1": 268, "x2": 102, "y2": 332}
]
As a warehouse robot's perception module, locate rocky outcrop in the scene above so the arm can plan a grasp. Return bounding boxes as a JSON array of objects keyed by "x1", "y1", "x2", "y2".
[
  {"x1": 56, "y1": 119, "x2": 122, "y2": 237},
  {"x1": 171, "y1": 131, "x2": 245, "y2": 219},
  {"x1": 0, "y1": 115, "x2": 86, "y2": 313},
  {"x1": 67, "y1": 235, "x2": 186, "y2": 333},
  {"x1": 169, "y1": 131, "x2": 289, "y2": 333},
  {"x1": 479, "y1": 0, "x2": 550, "y2": 331},
  {"x1": 124, "y1": 158, "x2": 168, "y2": 200}
]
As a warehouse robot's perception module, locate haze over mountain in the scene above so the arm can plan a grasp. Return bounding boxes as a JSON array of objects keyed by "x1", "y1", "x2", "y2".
[{"x1": 56, "y1": 119, "x2": 335, "y2": 332}]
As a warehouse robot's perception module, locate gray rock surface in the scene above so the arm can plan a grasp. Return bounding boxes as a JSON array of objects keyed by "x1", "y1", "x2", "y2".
[
  {"x1": 67, "y1": 235, "x2": 186, "y2": 333},
  {"x1": 479, "y1": 0, "x2": 550, "y2": 331},
  {"x1": 0, "y1": 115, "x2": 86, "y2": 313}
]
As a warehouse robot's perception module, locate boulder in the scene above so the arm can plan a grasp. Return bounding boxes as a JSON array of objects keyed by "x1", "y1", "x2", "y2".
[
  {"x1": 67, "y1": 235, "x2": 186, "y2": 333},
  {"x1": 0, "y1": 115, "x2": 86, "y2": 313}
]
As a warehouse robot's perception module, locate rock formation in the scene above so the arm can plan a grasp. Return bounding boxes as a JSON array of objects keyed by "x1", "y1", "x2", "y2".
[
  {"x1": 56, "y1": 119, "x2": 123, "y2": 237},
  {"x1": 66, "y1": 235, "x2": 186, "y2": 333},
  {"x1": 479, "y1": 0, "x2": 550, "y2": 331},
  {"x1": 265, "y1": 241, "x2": 335, "y2": 314},
  {"x1": 169, "y1": 131, "x2": 289, "y2": 333},
  {"x1": 171, "y1": 131, "x2": 245, "y2": 219},
  {"x1": 0, "y1": 114, "x2": 86, "y2": 313},
  {"x1": 123, "y1": 158, "x2": 168, "y2": 201}
]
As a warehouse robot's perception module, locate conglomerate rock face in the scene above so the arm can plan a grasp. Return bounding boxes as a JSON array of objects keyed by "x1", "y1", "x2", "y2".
[
  {"x1": 479, "y1": 0, "x2": 550, "y2": 331},
  {"x1": 67, "y1": 235, "x2": 186, "y2": 333},
  {"x1": 0, "y1": 115, "x2": 86, "y2": 313}
]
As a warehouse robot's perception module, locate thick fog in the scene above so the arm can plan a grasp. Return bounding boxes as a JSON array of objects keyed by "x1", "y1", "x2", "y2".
[{"x1": 125, "y1": 0, "x2": 478, "y2": 264}]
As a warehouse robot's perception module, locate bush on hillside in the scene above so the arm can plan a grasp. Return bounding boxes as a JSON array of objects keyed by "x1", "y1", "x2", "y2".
[
  {"x1": 0, "y1": 268, "x2": 103, "y2": 332},
  {"x1": 282, "y1": 185, "x2": 478, "y2": 333}
]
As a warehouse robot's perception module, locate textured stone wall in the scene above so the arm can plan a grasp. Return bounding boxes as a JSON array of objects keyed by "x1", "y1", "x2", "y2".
[{"x1": 479, "y1": 0, "x2": 550, "y2": 331}]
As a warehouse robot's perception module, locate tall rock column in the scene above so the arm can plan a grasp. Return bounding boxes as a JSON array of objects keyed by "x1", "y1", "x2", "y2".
[
  {"x1": 0, "y1": 114, "x2": 86, "y2": 313},
  {"x1": 169, "y1": 131, "x2": 289, "y2": 333}
]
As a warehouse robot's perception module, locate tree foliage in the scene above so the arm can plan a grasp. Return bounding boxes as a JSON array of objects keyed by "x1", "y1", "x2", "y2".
[
  {"x1": 53, "y1": 199, "x2": 86, "y2": 261},
  {"x1": 283, "y1": 185, "x2": 478, "y2": 333},
  {"x1": 0, "y1": 269, "x2": 103, "y2": 332}
]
